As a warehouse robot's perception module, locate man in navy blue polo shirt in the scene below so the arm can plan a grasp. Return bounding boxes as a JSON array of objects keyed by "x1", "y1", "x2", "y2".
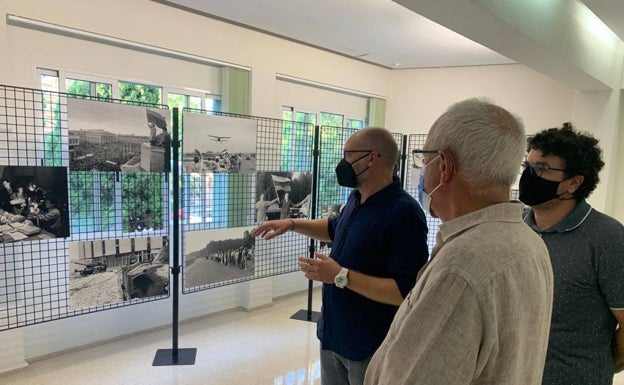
[
  {"x1": 520, "y1": 123, "x2": 624, "y2": 385},
  {"x1": 253, "y1": 127, "x2": 428, "y2": 385}
]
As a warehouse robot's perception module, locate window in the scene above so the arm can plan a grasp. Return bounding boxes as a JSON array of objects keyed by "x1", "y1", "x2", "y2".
[
  {"x1": 167, "y1": 91, "x2": 220, "y2": 113},
  {"x1": 189, "y1": 96, "x2": 202, "y2": 110},
  {"x1": 119, "y1": 81, "x2": 162, "y2": 104},
  {"x1": 205, "y1": 97, "x2": 221, "y2": 113},
  {"x1": 346, "y1": 119, "x2": 364, "y2": 129},
  {"x1": 66, "y1": 78, "x2": 112, "y2": 100},
  {"x1": 167, "y1": 92, "x2": 187, "y2": 109},
  {"x1": 40, "y1": 70, "x2": 59, "y2": 93},
  {"x1": 37, "y1": 68, "x2": 63, "y2": 166},
  {"x1": 281, "y1": 107, "x2": 316, "y2": 170},
  {"x1": 320, "y1": 112, "x2": 344, "y2": 127}
]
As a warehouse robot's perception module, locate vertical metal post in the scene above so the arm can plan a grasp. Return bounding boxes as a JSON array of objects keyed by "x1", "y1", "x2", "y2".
[
  {"x1": 153, "y1": 107, "x2": 197, "y2": 365},
  {"x1": 291, "y1": 124, "x2": 321, "y2": 322}
]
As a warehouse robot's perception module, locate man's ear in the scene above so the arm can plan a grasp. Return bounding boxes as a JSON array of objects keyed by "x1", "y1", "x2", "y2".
[
  {"x1": 438, "y1": 152, "x2": 456, "y2": 183},
  {"x1": 565, "y1": 174, "x2": 584, "y2": 194},
  {"x1": 368, "y1": 150, "x2": 381, "y2": 167}
]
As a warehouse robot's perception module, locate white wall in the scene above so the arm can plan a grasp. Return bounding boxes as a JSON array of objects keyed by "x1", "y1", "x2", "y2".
[
  {"x1": 386, "y1": 64, "x2": 624, "y2": 212},
  {"x1": 386, "y1": 64, "x2": 575, "y2": 134}
]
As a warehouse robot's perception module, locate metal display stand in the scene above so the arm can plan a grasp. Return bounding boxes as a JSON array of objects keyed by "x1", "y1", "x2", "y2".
[
  {"x1": 291, "y1": 125, "x2": 321, "y2": 323},
  {"x1": 153, "y1": 108, "x2": 197, "y2": 366}
]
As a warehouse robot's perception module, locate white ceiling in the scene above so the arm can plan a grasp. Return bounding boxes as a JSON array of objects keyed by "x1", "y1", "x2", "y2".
[{"x1": 156, "y1": 0, "x2": 623, "y2": 70}]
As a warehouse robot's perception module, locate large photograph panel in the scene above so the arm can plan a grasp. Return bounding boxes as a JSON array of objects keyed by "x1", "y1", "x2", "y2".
[
  {"x1": 69, "y1": 236, "x2": 169, "y2": 310},
  {"x1": 68, "y1": 98, "x2": 170, "y2": 172},
  {"x1": 182, "y1": 113, "x2": 256, "y2": 174},
  {"x1": 255, "y1": 171, "x2": 312, "y2": 222},
  {"x1": 184, "y1": 227, "x2": 255, "y2": 288},
  {"x1": 0, "y1": 165, "x2": 69, "y2": 242}
]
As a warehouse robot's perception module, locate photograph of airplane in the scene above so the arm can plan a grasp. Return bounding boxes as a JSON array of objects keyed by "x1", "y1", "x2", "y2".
[
  {"x1": 182, "y1": 113, "x2": 256, "y2": 174},
  {"x1": 207, "y1": 135, "x2": 231, "y2": 142}
]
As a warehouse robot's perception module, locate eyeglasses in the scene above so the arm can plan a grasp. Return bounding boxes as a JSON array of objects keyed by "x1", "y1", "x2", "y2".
[
  {"x1": 412, "y1": 150, "x2": 440, "y2": 169},
  {"x1": 342, "y1": 149, "x2": 375, "y2": 158},
  {"x1": 521, "y1": 161, "x2": 566, "y2": 177}
]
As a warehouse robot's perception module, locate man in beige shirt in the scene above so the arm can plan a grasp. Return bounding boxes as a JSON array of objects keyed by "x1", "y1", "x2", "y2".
[{"x1": 365, "y1": 98, "x2": 554, "y2": 385}]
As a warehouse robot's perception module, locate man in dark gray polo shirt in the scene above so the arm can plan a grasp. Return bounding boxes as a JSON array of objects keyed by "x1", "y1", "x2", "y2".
[{"x1": 520, "y1": 123, "x2": 624, "y2": 385}]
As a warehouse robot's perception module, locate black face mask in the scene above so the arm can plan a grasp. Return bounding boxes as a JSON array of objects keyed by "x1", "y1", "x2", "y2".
[
  {"x1": 335, "y1": 152, "x2": 371, "y2": 188},
  {"x1": 518, "y1": 167, "x2": 566, "y2": 206}
]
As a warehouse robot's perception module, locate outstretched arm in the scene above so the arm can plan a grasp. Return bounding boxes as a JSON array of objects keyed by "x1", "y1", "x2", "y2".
[{"x1": 253, "y1": 218, "x2": 330, "y2": 242}]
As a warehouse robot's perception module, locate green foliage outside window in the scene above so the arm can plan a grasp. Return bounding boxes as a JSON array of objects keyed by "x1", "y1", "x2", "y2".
[
  {"x1": 119, "y1": 82, "x2": 161, "y2": 105},
  {"x1": 317, "y1": 126, "x2": 357, "y2": 216},
  {"x1": 281, "y1": 109, "x2": 361, "y2": 217},
  {"x1": 99, "y1": 172, "x2": 116, "y2": 230},
  {"x1": 66, "y1": 79, "x2": 112, "y2": 100},
  {"x1": 189, "y1": 96, "x2": 202, "y2": 110},
  {"x1": 122, "y1": 172, "x2": 164, "y2": 233},
  {"x1": 70, "y1": 172, "x2": 96, "y2": 232},
  {"x1": 320, "y1": 112, "x2": 344, "y2": 127},
  {"x1": 66, "y1": 79, "x2": 90, "y2": 97},
  {"x1": 95, "y1": 83, "x2": 112, "y2": 100},
  {"x1": 41, "y1": 91, "x2": 63, "y2": 167},
  {"x1": 347, "y1": 119, "x2": 364, "y2": 129},
  {"x1": 167, "y1": 93, "x2": 186, "y2": 109},
  {"x1": 281, "y1": 110, "x2": 315, "y2": 171}
]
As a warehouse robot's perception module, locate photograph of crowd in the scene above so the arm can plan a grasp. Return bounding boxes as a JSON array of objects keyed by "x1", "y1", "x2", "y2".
[
  {"x1": 0, "y1": 166, "x2": 69, "y2": 242},
  {"x1": 68, "y1": 98, "x2": 170, "y2": 172},
  {"x1": 182, "y1": 112, "x2": 256, "y2": 174},
  {"x1": 184, "y1": 227, "x2": 255, "y2": 288},
  {"x1": 69, "y1": 236, "x2": 169, "y2": 310},
  {"x1": 255, "y1": 172, "x2": 312, "y2": 222}
]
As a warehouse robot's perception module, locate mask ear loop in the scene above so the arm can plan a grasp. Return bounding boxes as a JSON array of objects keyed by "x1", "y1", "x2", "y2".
[
  {"x1": 441, "y1": 151, "x2": 457, "y2": 175},
  {"x1": 556, "y1": 173, "x2": 579, "y2": 201}
]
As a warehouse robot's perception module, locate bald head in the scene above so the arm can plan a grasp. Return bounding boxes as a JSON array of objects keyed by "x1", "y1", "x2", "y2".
[{"x1": 352, "y1": 127, "x2": 398, "y2": 171}]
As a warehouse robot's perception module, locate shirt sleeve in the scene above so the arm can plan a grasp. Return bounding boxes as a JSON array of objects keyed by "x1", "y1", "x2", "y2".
[
  {"x1": 596, "y1": 219, "x2": 624, "y2": 309},
  {"x1": 383, "y1": 208, "x2": 429, "y2": 297},
  {"x1": 327, "y1": 214, "x2": 339, "y2": 242},
  {"x1": 366, "y1": 272, "x2": 483, "y2": 385}
]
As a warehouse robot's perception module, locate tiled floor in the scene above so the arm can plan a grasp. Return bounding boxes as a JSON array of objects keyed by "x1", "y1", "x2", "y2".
[
  {"x1": 2, "y1": 288, "x2": 624, "y2": 385},
  {"x1": 1, "y1": 290, "x2": 322, "y2": 385}
]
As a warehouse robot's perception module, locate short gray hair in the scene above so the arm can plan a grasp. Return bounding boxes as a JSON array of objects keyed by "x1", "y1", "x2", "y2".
[{"x1": 426, "y1": 98, "x2": 525, "y2": 188}]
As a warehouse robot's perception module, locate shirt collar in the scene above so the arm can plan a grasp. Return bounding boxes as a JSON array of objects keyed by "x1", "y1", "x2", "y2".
[
  {"x1": 437, "y1": 202, "x2": 525, "y2": 244},
  {"x1": 523, "y1": 199, "x2": 592, "y2": 234},
  {"x1": 352, "y1": 176, "x2": 402, "y2": 206}
]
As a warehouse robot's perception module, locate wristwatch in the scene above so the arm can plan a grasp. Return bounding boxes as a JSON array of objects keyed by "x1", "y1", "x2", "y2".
[{"x1": 334, "y1": 267, "x2": 349, "y2": 289}]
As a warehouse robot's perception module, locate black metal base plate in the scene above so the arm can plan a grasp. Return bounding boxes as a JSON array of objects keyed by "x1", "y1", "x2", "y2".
[
  {"x1": 152, "y1": 348, "x2": 197, "y2": 366},
  {"x1": 290, "y1": 309, "x2": 321, "y2": 323}
]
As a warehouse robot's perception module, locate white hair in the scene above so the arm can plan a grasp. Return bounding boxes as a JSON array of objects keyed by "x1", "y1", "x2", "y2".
[{"x1": 426, "y1": 98, "x2": 525, "y2": 189}]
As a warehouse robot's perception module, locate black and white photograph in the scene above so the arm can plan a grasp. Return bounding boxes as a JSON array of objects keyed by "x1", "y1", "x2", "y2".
[
  {"x1": 320, "y1": 204, "x2": 343, "y2": 219},
  {"x1": 318, "y1": 204, "x2": 344, "y2": 252},
  {"x1": 184, "y1": 227, "x2": 255, "y2": 288},
  {"x1": 0, "y1": 166, "x2": 69, "y2": 242},
  {"x1": 255, "y1": 171, "x2": 312, "y2": 222},
  {"x1": 182, "y1": 112, "x2": 256, "y2": 173},
  {"x1": 68, "y1": 98, "x2": 170, "y2": 172},
  {"x1": 69, "y1": 236, "x2": 169, "y2": 310}
]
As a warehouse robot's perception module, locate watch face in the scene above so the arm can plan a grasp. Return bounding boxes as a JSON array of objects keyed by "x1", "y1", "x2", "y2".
[{"x1": 335, "y1": 269, "x2": 348, "y2": 288}]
